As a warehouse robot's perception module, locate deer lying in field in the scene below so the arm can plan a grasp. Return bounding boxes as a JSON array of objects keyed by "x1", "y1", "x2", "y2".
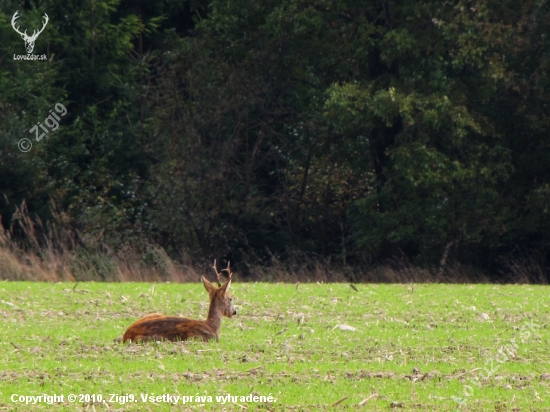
[{"x1": 122, "y1": 261, "x2": 236, "y2": 343}]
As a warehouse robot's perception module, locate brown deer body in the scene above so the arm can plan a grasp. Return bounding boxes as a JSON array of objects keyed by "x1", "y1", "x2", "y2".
[{"x1": 122, "y1": 262, "x2": 236, "y2": 343}]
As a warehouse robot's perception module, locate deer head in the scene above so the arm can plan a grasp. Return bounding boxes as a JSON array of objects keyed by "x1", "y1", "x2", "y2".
[
  {"x1": 209, "y1": 260, "x2": 237, "y2": 317},
  {"x1": 11, "y1": 11, "x2": 49, "y2": 54}
]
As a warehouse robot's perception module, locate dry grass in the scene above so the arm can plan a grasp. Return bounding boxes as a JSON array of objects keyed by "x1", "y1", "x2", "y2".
[
  {"x1": 0, "y1": 202, "x2": 547, "y2": 284},
  {"x1": 0, "y1": 234, "x2": 198, "y2": 282},
  {"x1": 0, "y1": 231, "x2": 546, "y2": 283},
  {"x1": 1, "y1": 234, "x2": 542, "y2": 284},
  {"x1": 0, "y1": 201, "x2": 197, "y2": 282}
]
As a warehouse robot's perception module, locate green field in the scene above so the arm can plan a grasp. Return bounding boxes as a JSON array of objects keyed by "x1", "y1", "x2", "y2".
[{"x1": 0, "y1": 281, "x2": 549, "y2": 411}]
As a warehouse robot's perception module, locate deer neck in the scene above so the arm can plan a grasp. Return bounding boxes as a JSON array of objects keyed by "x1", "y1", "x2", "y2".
[{"x1": 205, "y1": 296, "x2": 224, "y2": 334}]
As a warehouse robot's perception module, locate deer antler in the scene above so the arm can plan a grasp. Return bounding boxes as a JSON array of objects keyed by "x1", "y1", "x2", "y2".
[
  {"x1": 212, "y1": 260, "x2": 232, "y2": 286},
  {"x1": 212, "y1": 259, "x2": 222, "y2": 287},
  {"x1": 221, "y1": 261, "x2": 233, "y2": 280},
  {"x1": 11, "y1": 11, "x2": 27, "y2": 38},
  {"x1": 32, "y1": 13, "x2": 49, "y2": 39}
]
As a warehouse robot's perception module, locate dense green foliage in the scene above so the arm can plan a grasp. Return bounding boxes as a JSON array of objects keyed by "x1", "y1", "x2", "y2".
[{"x1": 1, "y1": 0, "x2": 549, "y2": 278}]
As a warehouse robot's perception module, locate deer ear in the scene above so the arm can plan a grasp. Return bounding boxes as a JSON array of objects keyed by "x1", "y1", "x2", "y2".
[{"x1": 202, "y1": 276, "x2": 216, "y2": 295}]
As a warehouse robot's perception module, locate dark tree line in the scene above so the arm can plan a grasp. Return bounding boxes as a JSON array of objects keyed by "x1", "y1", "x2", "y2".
[{"x1": 1, "y1": 0, "x2": 549, "y2": 279}]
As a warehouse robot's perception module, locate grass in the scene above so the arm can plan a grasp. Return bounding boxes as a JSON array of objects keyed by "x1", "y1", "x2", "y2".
[{"x1": 0, "y1": 281, "x2": 549, "y2": 411}]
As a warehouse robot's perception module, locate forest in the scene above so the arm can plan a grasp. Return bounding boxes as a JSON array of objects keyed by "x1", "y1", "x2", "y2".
[{"x1": 0, "y1": 0, "x2": 549, "y2": 282}]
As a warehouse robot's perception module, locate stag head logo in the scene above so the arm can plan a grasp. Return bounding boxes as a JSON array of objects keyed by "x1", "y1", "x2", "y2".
[{"x1": 11, "y1": 11, "x2": 49, "y2": 54}]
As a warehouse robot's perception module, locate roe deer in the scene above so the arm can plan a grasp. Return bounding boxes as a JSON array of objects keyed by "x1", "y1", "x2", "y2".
[{"x1": 122, "y1": 261, "x2": 236, "y2": 343}]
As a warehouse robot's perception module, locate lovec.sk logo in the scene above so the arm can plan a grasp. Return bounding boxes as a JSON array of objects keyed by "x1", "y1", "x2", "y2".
[{"x1": 11, "y1": 10, "x2": 48, "y2": 60}]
